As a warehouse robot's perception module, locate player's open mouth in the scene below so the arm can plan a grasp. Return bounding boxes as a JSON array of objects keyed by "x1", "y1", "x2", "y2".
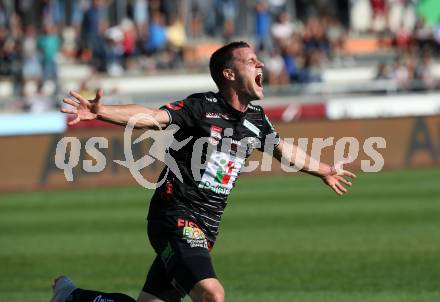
[{"x1": 255, "y1": 72, "x2": 263, "y2": 88}]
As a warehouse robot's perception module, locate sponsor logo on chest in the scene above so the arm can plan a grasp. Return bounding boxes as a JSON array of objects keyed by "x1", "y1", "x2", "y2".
[
  {"x1": 205, "y1": 112, "x2": 230, "y2": 120},
  {"x1": 199, "y1": 150, "x2": 244, "y2": 195}
]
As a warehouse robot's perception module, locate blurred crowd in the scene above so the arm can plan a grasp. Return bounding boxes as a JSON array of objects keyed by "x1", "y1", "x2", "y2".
[
  {"x1": 375, "y1": 50, "x2": 437, "y2": 91},
  {"x1": 257, "y1": 9, "x2": 352, "y2": 86},
  {"x1": 356, "y1": 0, "x2": 440, "y2": 91},
  {"x1": 262, "y1": 0, "x2": 440, "y2": 87},
  {"x1": 0, "y1": 0, "x2": 439, "y2": 112}
]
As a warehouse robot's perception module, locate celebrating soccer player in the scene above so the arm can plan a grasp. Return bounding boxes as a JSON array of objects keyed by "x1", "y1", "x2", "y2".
[{"x1": 53, "y1": 41, "x2": 355, "y2": 302}]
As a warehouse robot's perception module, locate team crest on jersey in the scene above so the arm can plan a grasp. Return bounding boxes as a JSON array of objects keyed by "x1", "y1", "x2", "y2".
[
  {"x1": 209, "y1": 125, "x2": 222, "y2": 145},
  {"x1": 165, "y1": 100, "x2": 185, "y2": 111}
]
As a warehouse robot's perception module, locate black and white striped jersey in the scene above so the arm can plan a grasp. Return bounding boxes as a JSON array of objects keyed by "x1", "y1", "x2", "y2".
[{"x1": 147, "y1": 91, "x2": 280, "y2": 242}]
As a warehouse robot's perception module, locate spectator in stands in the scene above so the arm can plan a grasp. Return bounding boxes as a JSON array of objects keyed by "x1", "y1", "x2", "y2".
[
  {"x1": 0, "y1": 19, "x2": 21, "y2": 76},
  {"x1": 268, "y1": 0, "x2": 287, "y2": 16},
  {"x1": 80, "y1": 0, "x2": 107, "y2": 69},
  {"x1": 388, "y1": 0, "x2": 416, "y2": 34},
  {"x1": 61, "y1": 25, "x2": 78, "y2": 59},
  {"x1": 303, "y1": 17, "x2": 330, "y2": 59},
  {"x1": 15, "y1": 0, "x2": 35, "y2": 27},
  {"x1": 71, "y1": 0, "x2": 85, "y2": 33},
  {"x1": 41, "y1": 0, "x2": 65, "y2": 27},
  {"x1": 254, "y1": 1, "x2": 272, "y2": 52},
  {"x1": 325, "y1": 16, "x2": 353, "y2": 66},
  {"x1": 121, "y1": 19, "x2": 137, "y2": 70},
  {"x1": 271, "y1": 12, "x2": 295, "y2": 47},
  {"x1": 0, "y1": 2, "x2": 7, "y2": 28},
  {"x1": 263, "y1": 48, "x2": 289, "y2": 85},
  {"x1": 166, "y1": 15, "x2": 187, "y2": 68},
  {"x1": 394, "y1": 19, "x2": 412, "y2": 49},
  {"x1": 2, "y1": 13, "x2": 23, "y2": 96},
  {"x1": 22, "y1": 25, "x2": 43, "y2": 86},
  {"x1": 413, "y1": 16, "x2": 433, "y2": 51},
  {"x1": 104, "y1": 23, "x2": 124, "y2": 76},
  {"x1": 144, "y1": 11, "x2": 167, "y2": 54},
  {"x1": 304, "y1": 48, "x2": 323, "y2": 83},
  {"x1": 282, "y1": 37, "x2": 305, "y2": 83},
  {"x1": 132, "y1": 0, "x2": 148, "y2": 37},
  {"x1": 389, "y1": 57, "x2": 411, "y2": 90},
  {"x1": 0, "y1": 26, "x2": 9, "y2": 75},
  {"x1": 350, "y1": 0, "x2": 372, "y2": 33},
  {"x1": 216, "y1": 0, "x2": 238, "y2": 42},
  {"x1": 167, "y1": 15, "x2": 186, "y2": 51},
  {"x1": 434, "y1": 18, "x2": 440, "y2": 55},
  {"x1": 370, "y1": 0, "x2": 388, "y2": 33},
  {"x1": 188, "y1": 0, "x2": 204, "y2": 38},
  {"x1": 415, "y1": 51, "x2": 437, "y2": 90},
  {"x1": 37, "y1": 22, "x2": 60, "y2": 86}
]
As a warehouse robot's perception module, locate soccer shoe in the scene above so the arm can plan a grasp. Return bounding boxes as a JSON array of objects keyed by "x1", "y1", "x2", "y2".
[{"x1": 50, "y1": 276, "x2": 77, "y2": 302}]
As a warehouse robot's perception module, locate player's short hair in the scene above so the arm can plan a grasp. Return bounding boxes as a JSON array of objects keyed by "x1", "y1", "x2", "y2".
[{"x1": 209, "y1": 41, "x2": 251, "y2": 88}]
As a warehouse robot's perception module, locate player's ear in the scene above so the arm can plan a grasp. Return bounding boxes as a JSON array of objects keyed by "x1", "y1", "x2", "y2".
[{"x1": 223, "y1": 68, "x2": 235, "y2": 81}]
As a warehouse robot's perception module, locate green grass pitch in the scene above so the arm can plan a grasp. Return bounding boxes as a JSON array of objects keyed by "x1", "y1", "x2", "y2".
[{"x1": 1, "y1": 169, "x2": 440, "y2": 302}]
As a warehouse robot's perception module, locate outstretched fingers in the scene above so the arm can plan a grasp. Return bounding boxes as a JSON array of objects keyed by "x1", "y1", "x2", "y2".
[
  {"x1": 94, "y1": 89, "x2": 103, "y2": 102},
  {"x1": 61, "y1": 107, "x2": 77, "y2": 115},
  {"x1": 341, "y1": 170, "x2": 357, "y2": 179},
  {"x1": 331, "y1": 184, "x2": 343, "y2": 196},
  {"x1": 69, "y1": 90, "x2": 88, "y2": 104},
  {"x1": 336, "y1": 175, "x2": 352, "y2": 187},
  {"x1": 331, "y1": 181, "x2": 348, "y2": 196},
  {"x1": 62, "y1": 97, "x2": 79, "y2": 107},
  {"x1": 327, "y1": 167, "x2": 356, "y2": 196},
  {"x1": 336, "y1": 181, "x2": 348, "y2": 193}
]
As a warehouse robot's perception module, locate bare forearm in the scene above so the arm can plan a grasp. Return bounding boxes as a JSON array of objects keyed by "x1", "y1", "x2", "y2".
[
  {"x1": 273, "y1": 139, "x2": 356, "y2": 196},
  {"x1": 275, "y1": 140, "x2": 332, "y2": 178},
  {"x1": 97, "y1": 104, "x2": 168, "y2": 129},
  {"x1": 298, "y1": 150, "x2": 333, "y2": 178},
  {"x1": 62, "y1": 90, "x2": 170, "y2": 129}
]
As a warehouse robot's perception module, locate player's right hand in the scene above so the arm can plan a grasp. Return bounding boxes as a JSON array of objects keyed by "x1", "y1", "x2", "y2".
[{"x1": 61, "y1": 89, "x2": 103, "y2": 125}]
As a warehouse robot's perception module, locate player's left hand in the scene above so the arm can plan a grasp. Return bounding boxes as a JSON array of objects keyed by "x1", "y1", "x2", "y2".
[{"x1": 322, "y1": 166, "x2": 356, "y2": 196}]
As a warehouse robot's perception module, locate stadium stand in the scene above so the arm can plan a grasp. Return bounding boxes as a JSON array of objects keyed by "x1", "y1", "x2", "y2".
[{"x1": 0, "y1": 0, "x2": 439, "y2": 120}]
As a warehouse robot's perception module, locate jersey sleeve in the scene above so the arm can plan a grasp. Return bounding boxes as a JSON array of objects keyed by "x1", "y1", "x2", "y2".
[
  {"x1": 160, "y1": 97, "x2": 203, "y2": 129},
  {"x1": 258, "y1": 111, "x2": 281, "y2": 152}
]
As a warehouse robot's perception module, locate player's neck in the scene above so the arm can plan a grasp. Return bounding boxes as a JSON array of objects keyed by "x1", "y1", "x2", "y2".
[{"x1": 220, "y1": 89, "x2": 249, "y2": 113}]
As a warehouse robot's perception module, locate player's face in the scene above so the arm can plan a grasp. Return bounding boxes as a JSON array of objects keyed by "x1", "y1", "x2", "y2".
[{"x1": 229, "y1": 47, "x2": 265, "y2": 101}]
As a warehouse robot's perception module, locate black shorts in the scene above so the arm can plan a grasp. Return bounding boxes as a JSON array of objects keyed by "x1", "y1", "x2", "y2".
[{"x1": 142, "y1": 215, "x2": 216, "y2": 301}]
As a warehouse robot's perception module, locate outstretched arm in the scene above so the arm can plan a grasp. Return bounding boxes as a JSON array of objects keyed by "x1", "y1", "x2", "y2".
[
  {"x1": 61, "y1": 90, "x2": 170, "y2": 129},
  {"x1": 273, "y1": 139, "x2": 356, "y2": 196}
]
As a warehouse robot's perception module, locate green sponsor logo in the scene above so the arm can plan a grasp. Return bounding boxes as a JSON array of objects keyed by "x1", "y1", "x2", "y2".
[{"x1": 183, "y1": 226, "x2": 206, "y2": 240}]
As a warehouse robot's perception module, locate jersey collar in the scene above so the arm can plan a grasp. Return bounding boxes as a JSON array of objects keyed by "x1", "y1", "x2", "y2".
[{"x1": 215, "y1": 92, "x2": 248, "y2": 119}]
